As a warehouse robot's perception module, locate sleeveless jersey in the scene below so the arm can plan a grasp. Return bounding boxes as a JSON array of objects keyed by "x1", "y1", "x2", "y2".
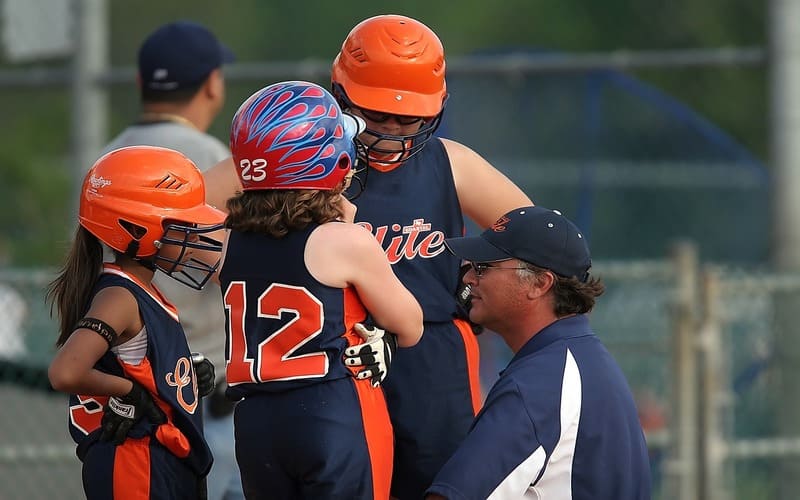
[
  {"x1": 348, "y1": 138, "x2": 464, "y2": 322},
  {"x1": 220, "y1": 224, "x2": 368, "y2": 399},
  {"x1": 101, "y1": 120, "x2": 231, "y2": 375},
  {"x1": 67, "y1": 265, "x2": 212, "y2": 476}
]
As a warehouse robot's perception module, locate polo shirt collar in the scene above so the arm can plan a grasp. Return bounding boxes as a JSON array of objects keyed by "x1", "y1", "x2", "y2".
[{"x1": 511, "y1": 314, "x2": 593, "y2": 364}]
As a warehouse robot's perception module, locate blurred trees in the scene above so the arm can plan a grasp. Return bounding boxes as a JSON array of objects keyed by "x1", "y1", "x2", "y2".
[{"x1": 0, "y1": 0, "x2": 768, "y2": 266}]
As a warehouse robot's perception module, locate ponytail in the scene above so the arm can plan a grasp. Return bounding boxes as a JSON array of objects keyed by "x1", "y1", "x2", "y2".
[{"x1": 46, "y1": 226, "x2": 104, "y2": 347}]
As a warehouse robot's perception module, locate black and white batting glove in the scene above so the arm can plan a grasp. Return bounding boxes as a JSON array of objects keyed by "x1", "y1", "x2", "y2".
[
  {"x1": 100, "y1": 380, "x2": 166, "y2": 445},
  {"x1": 191, "y1": 352, "x2": 216, "y2": 398},
  {"x1": 343, "y1": 323, "x2": 398, "y2": 387},
  {"x1": 456, "y1": 263, "x2": 484, "y2": 335}
]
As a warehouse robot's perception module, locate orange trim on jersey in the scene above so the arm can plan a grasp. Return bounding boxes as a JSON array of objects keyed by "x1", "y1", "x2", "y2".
[
  {"x1": 342, "y1": 287, "x2": 368, "y2": 329},
  {"x1": 113, "y1": 436, "x2": 152, "y2": 499},
  {"x1": 341, "y1": 293, "x2": 392, "y2": 500},
  {"x1": 352, "y1": 377, "x2": 393, "y2": 500},
  {"x1": 342, "y1": 287, "x2": 369, "y2": 376},
  {"x1": 102, "y1": 264, "x2": 180, "y2": 322},
  {"x1": 119, "y1": 356, "x2": 192, "y2": 458},
  {"x1": 119, "y1": 357, "x2": 168, "y2": 416},
  {"x1": 454, "y1": 318, "x2": 483, "y2": 414}
]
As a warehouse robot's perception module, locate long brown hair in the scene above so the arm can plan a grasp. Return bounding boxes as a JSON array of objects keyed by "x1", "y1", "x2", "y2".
[
  {"x1": 523, "y1": 264, "x2": 605, "y2": 316},
  {"x1": 225, "y1": 186, "x2": 345, "y2": 238},
  {"x1": 46, "y1": 226, "x2": 104, "y2": 347}
]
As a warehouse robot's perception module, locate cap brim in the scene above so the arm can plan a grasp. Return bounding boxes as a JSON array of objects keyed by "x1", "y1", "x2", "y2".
[
  {"x1": 220, "y1": 44, "x2": 236, "y2": 64},
  {"x1": 444, "y1": 235, "x2": 512, "y2": 262}
]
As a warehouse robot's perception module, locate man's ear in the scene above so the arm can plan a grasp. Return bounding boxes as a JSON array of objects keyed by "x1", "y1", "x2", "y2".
[
  {"x1": 204, "y1": 68, "x2": 224, "y2": 99},
  {"x1": 526, "y1": 270, "x2": 555, "y2": 300}
]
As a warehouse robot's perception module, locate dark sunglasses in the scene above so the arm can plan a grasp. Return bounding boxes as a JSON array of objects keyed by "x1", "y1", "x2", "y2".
[
  {"x1": 469, "y1": 262, "x2": 532, "y2": 279},
  {"x1": 358, "y1": 108, "x2": 425, "y2": 126}
]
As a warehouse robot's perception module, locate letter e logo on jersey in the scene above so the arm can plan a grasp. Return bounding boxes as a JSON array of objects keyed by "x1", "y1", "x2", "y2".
[{"x1": 166, "y1": 356, "x2": 199, "y2": 414}]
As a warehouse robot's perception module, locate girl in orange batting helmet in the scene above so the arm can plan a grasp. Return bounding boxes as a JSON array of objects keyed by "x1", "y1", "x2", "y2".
[{"x1": 47, "y1": 146, "x2": 224, "y2": 499}]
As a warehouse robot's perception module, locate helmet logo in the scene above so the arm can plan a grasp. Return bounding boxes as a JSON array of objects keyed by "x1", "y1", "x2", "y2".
[
  {"x1": 86, "y1": 174, "x2": 112, "y2": 200},
  {"x1": 395, "y1": 95, "x2": 402, "y2": 101},
  {"x1": 154, "y1": 173, "x2": 189, "y2": 190},
  {"x1": 89, "y1": 174, "x2": 112, "y2": 189}
]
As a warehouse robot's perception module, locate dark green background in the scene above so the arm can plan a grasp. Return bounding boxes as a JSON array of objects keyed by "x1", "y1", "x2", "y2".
[{"x1": 0, "y1": 0, "x2": 768, "y2": 266}]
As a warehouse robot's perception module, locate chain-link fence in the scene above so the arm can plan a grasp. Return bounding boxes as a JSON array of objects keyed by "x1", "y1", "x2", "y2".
[
  {"x1": 0, "y1": 3, "x2": 787, "y2": 497},
  {"x1": 2, "y1": 249, "x2": 799, "y2": 500},
  {"x1": 1, "y1": 73, "x2": 777, "y2": 500},
  {"x1": 695, "y1": 267, "x2": 800, "y2": 500},
  {"x1": 0, "y1": 253, "x2": 680, "y2": 499},
  {"x1": 0, "y1": 269, "x2": 82, "y2": 499}
]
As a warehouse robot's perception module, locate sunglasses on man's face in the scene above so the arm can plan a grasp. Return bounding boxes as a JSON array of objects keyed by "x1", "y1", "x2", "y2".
[
  {"x1": 469, "y1": 262, "x2": 532, "y2": 279},
  {"x1": 357, "y1": 108, "x2": 425, "y2": 126}
]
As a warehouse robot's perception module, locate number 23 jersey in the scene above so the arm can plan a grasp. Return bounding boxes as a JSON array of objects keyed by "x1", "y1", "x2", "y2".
[{"x1": 220, "y1": 224, "x2": 368, "y2": 399}]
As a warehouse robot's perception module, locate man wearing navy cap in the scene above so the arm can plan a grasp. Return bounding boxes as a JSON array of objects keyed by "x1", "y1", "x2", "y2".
[
  {"x1": 105, "y1": 20, "x2": 235, "y2": 169},
  {"x1": 102, "y1": 20, "x2": 243, "y2": 500},
  {"x1": 426, "y1": 206, "x2": 651, "y2": 500}
]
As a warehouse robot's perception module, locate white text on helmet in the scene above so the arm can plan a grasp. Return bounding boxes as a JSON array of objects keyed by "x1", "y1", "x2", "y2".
[{"x1": 239, "y1": 159, "x2": 268, "y2": 183}]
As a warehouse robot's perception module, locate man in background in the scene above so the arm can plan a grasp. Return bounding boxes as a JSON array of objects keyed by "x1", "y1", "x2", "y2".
[{"x1": 102, "y1": 20, "x2": 243, "y2": 500}]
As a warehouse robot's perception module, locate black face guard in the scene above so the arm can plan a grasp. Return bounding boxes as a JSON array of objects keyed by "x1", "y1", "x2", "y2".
[
  {"x1": 332, "y1": 84, "x2": 448, "y2": 170},
  {"x1": 154, "y1": 222, "x2": 225, "y2": 290},
  {"x1": 346, "y1": 142, "x2": 369, "y2": 201}
]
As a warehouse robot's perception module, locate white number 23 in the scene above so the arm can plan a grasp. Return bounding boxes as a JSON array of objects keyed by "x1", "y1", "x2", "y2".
[{"x1": 239, "y1": 159, "x2": 268, "y2": 182}]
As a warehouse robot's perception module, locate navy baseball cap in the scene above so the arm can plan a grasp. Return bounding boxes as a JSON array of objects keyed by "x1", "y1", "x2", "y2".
[
  {"x1": 138, "y1": 21, "x2": 235, "y2": 91},
  {"x1": 445, "y1": 206, "x2": 592, "y2": 282}
]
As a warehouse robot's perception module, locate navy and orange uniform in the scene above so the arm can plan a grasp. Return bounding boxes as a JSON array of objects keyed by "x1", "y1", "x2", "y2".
[
  {"x1": 220, "y1": 224, "x2": 393, "y2": 500},
  {"x1": 67, "y1": 265, "x2": 212, "y2": 500},
  {"x1": 347, "y1": 138, "x2": 482, "y2": 499}
]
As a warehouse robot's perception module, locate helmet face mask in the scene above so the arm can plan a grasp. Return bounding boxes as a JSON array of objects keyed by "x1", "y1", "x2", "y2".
[
  {"x1": 341, "y1": 90, "x2": 448, "y2": 168},
  {"x1": 79, "y1": 146, "x2": 226, "y2": 289},
  {"x1": 154, "y1": 221, "x2": 224, "y2": 290},
  {"x1": 344, "y1": 141, "x2": 369, "y2": 200},
  {"x1": 230, "y1": 81, "x2": 364, "y2": 192}
]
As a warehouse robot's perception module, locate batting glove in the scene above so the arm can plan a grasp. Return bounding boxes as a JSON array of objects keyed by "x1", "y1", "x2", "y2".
[
  {"x1": 343, "y1": 323, "x2": 398, "y2": 387},
  {"x1": 100, "y1": 380, "x2": 166, "y2": 445},
  {"x1": 191, "y1": 352, "x2": 216, "y2": 398},
  {"x1": 456, "y1": 263, "x2": 484, "y2": 335}
]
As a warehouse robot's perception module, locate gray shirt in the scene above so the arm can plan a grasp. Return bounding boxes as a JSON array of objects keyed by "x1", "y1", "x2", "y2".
[
  {"x1": 102, "y1": 121, "x2": 230, "y2": 376},
  {"x1": 103, "y1": 121, "x2": 229, "y2": 172}
]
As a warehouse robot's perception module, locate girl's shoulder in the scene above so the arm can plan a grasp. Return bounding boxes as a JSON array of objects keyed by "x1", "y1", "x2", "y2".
[{"x1": 311, "y1": 221, "x2": 375, "y2": 248}]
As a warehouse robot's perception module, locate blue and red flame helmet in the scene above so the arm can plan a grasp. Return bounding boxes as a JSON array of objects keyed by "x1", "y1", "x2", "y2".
[{"x1": 230, "y1": 81, "x2": 364, "y2": 191}]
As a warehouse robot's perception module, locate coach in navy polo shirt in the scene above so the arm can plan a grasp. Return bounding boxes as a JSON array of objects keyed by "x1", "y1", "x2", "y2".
[{"x1": 426, "y1": 206, "x2": 651, "y2": 500}]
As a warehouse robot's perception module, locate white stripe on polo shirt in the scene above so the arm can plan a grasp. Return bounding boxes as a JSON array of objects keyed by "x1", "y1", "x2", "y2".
[{"x1": 489, "y1": 349, "x2": 583, "y2": 499}]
